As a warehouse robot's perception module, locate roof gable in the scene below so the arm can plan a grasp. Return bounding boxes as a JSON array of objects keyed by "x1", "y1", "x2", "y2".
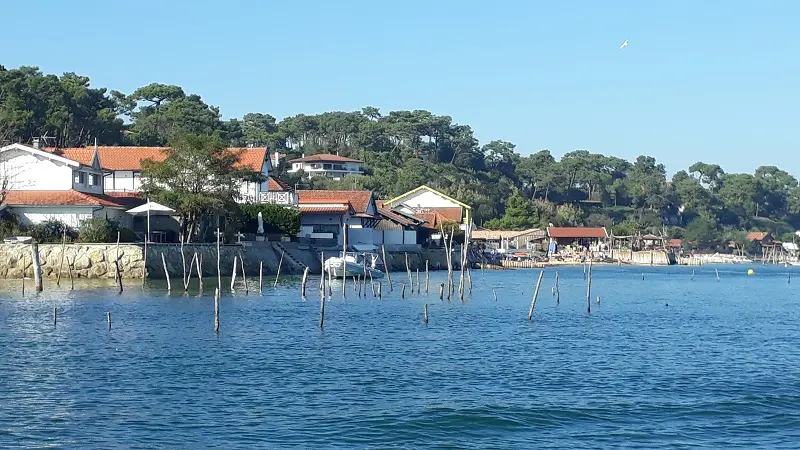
[
  {"x1": 385, "y1": 185, "x2": 471, "y2": 210},
  {"x1": 297, "y1": 190, "x2": 374, "y2": 214},
  {"x1": 1, "y1": 143, "x2": 80, "y2": 167}
]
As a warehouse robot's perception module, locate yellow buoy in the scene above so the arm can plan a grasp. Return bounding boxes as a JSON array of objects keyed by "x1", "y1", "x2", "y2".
[{"x1": 747, "y1": 269, "x2": 754, "y2": 276}]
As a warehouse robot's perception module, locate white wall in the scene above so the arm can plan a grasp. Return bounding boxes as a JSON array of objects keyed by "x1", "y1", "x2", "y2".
[
  {"x1": 398, "y1": 190, "x2": 460, "y2": 209},
  {"x1": 12, "y1": 206, "x2": 97, "y2": 227},
  {"x1": 0, "y1": 149, "x2": 74, "y2": 190},
  {"x1": 104, "y1": 170, "x2": 142, "y2": 192}
]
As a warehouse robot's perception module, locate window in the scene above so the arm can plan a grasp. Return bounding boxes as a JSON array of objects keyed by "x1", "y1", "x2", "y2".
[
  {"x1": 74, "y1": 171, "x2": 85, "y2": 184},
  {"x1": 89, "y1": 174, "x2": 100, "y2": 186},
  {"x1": 312, "y1": 224, "x2": 339, "y2": 234}
]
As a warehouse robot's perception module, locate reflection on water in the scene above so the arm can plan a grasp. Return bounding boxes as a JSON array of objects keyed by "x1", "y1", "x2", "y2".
[{"x1": 1, "y1": 265, "x2": 799, "y2": 448}]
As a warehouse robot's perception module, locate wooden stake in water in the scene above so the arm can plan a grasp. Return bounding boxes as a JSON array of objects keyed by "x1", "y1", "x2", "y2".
[
  {"x1": 21, "y1": 253, "x2": 25, "y2": 296},
  {"x1": 57, "y1": 228, "x2": 66, "y2": 287},
  {"x1": 216, "y1": 227, "x2": 222, "y2": 293},
  {"x1": 197, "y1": 253, "x2": 204, "y2": 292},
  {"x1": 416, "y1": 268, "x2": 421, "y2": 294},
  {"x1": 114, "y1": 258, "x2": 123, "y2": 294},
  {"x1": 68, "y1": 254, "x2": 74, "y2": 290},
  {"x1": 107, "y1": 312, "x2": 112, "y2": 330},
  {"x1": 180, "y1": 234, "x2": 188, "y2": 289},
  {"x1": 214, "y1": 287, "x2": 220, "y2": 334},
  {"x1": 53, "y1": 306, "x2": 57, "y2": 325},
  {"x1": 274, "y1": 251, "x2": 284, "y2": 287},
  {"x1": 586, "y1": 260, "x2": 593, "y2": 314},
  {"x1": 493, "y1": 289, "x2": 498, "y2": 302},
  {"x1": 341, "y1": 224, "x2": 348, "y2": 298},
  {"x1": 555, "y1": 271, "x2": 560, "y2": 304},
  {"x1": 716, "y1": 268, "x2": 720, "y2": 281},
  {"x1": 425, "y1": 260, "x2": 430, "y2": 293},
  {"x1": 527, "y1": 270, "x2": 545, "y2": 321},
  {"x1": 423, "y1": 303, "x2": 429, "y2": 324},
  {"x1": 439, "y1": 283, "x2": 444, "y2": 301},
  {"x1": 230, "y1": 256, "x2": 237, "y2": 293},
  {"x1": 405, "y1": 253, "x2": 413, "y2": 293},
  {"x1": 319, "y1": 277, "x2": 326, "y2": 329},
  {"x1": 378, "y1": 281, "x2": 382, "y2": 299},
  {"x1": 401, "y1": 283, "x2": 406, "y2": 299},
  {"x1": 382, "y1": 245, "x2": 393, "y2": 291},
  {"x1": 31, "y1": 242, "x2": 43, "y2": 292},
  {"x1": 259, "y1": 261, "x2": 264, "y2": 294},
  {"x1": 161, "y1": 253, "x2": 171, "y2": 292},
  {"x1": 691, "y1": 269, "x2": 695, "y2": 281},
  {"x1": 239, "y1": 254, "x2": 248, "y2": 295},
  {"x1": 301, "y1": 267, "x2": 309, "y2": 298}
]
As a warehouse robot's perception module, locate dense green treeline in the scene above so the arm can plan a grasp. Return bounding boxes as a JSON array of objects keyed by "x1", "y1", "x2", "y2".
[{"x1": 2, "y1": 64, "x2": 799, "y2": 246}]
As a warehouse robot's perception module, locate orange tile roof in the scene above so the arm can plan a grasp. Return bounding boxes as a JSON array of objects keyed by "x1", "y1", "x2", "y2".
[
  {"x1": 227, "y1": 147, "x2": 268, "y2": 172},
  {"x1": 299, "y1": 205, "x2": 351, "y2": 214},
  {"x1": 267, "y1": 176, "x2": 292, "y2": 191},
  {"x1": 51, "y1": 146, "x2": 269, "y2": 172},
  {"x1": 746, "y1": 231, "x2": 770, "y2": 241},
  {"x1": 2, "y1": 190, "x2": 129, "y2": 208},
  {"x1": 668, "y1": 239, "x2": 683, "y2": 247},
  {"x1": 46, "y1": 148, "x2": 97, "y2": 166},
  {"x1": 405, "y1": 207, "x2": 463, "y2": 223},
  {"x1": 289, "y1": 154, "x2": 362, "y2": 163},
  {"x1": 547, "y1": 227, "x2": 608, "y2": 239},
  {"x1": 297, "y1": 190, "x2": 373, "y2": 214}
]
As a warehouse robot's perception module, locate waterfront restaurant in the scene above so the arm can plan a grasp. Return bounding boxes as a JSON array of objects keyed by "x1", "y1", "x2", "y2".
[{"x1": 546, "y1": 226, "x2": 609, "y2": 251}]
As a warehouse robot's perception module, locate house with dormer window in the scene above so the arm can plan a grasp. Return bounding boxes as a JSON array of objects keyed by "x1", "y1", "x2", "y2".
[{"x1": 0, "y1": 143, "x2": 138, "y2": 227}]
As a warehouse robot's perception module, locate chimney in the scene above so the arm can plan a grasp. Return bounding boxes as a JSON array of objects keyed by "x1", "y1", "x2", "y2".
[{"x1": 32, "y1": 138, "x2": 40, "y2": 149}]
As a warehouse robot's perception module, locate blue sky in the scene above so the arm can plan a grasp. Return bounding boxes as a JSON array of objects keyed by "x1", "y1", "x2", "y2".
[{"x1": 4, "y1": 0, "x2": 799, "y2": 175}]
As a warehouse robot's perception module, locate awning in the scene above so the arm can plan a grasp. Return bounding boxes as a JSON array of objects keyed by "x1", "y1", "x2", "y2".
[{"x1": 126, "y1": 201, "x2": 176, "y2": 216}]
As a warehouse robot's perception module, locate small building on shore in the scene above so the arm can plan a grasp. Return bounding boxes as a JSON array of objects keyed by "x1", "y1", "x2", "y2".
[
  {"x1": 472, "y1": 228, "x2": 546, "y2": 252},
  {"x1": 546, "y1": 226, "x2": 608, "y2": 251}
]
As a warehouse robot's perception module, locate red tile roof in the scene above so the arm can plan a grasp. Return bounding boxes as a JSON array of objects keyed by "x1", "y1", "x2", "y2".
[
  {"x1": 2, "y1": 190, "x2": 130, "y2": 208},
  {"x1": 267, "y1": 176, "x2": 292, "y2": 191},
  {"x1": 297, "y1": 190, "x2": 373, "y2": 214},
  {"x1": 405, "y1": 207, "x2": 463, "y2": 223},
  {"x1": 47, "y1": 148, "x2": 97, "y2": 166},
  {"x1": 299, "y1": 205, "x2": 351, "y2": 214},
  {"x1": 547, "y1": 227, "x2": 608, "y2": 239},
  {"x1": 289, "y1": 154, "x2": 362, "y2": 163},
  {"x1": 50, "y1": 146, "x2": 269, "y2": 172},
  {"x1": 668, "y1": 239, "x2": 683, "y2": 247},
  {"x1": 746, "y1": 231, "x2": 770, "y2": 241}
]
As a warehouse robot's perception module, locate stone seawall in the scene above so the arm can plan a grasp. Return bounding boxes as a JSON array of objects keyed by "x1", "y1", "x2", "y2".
[{"x1": 0, "y1": 242, "x2": 455, "y2": 279}]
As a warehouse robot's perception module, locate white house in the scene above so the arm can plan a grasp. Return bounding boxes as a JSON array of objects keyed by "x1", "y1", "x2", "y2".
[
  {"x1": 52, "y1": 145, "x2": 296, "y2": 205},
  {"x1": 288, "y1": 154, "x2": 363, "y2": 180},
  {"x1": 384, "y1": 185, "x2": 472, "y2": 232},
  {"x1": 0, "y1": 143, "x2": 136, "y2": 227},
  {"x1": 374, "y1": 203, "x2": 424, "y2": 247},
  {"x1": 296, "y1": 190, "x2": 380, "y2": 248}
]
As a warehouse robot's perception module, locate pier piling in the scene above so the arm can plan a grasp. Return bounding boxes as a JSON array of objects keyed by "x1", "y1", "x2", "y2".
[{"x1": 527, "y1": 270, "x2": 545, "y2": 320}]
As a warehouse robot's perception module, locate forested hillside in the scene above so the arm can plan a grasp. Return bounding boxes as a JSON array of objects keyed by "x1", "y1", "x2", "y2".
[{"x1": 2, "y1": 64, "x2": 799, "y2": 246}]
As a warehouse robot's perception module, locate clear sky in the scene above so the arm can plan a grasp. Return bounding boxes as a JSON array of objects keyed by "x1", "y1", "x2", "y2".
[{"x1": 4, "y1": 0, "x2": 799, "y2": 175}]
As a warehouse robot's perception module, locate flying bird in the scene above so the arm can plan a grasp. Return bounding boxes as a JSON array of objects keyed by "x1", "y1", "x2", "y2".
[{"x1": 619, "y1": 40, "x2": 629, "y2": 50}]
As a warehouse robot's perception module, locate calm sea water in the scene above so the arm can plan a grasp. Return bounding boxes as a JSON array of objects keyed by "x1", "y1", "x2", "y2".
[{"x1": 1, "y1": 264, "x2": 799, "y2": 449}]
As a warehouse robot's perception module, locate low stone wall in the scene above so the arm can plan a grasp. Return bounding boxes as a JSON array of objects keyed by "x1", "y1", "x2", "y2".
[{"x1": 0, "y1": 242, "x2": 458, "y2": 279}]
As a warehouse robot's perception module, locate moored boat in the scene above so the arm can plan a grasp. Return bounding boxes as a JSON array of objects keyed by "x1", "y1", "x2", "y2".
[{"x1": 324, "y1": 252, "x2": 385, "y2": 279}]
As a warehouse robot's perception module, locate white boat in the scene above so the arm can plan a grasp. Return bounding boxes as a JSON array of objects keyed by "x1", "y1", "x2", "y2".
[{"x1": 324, "y1": 252, "x2": 385, "y2": 279}]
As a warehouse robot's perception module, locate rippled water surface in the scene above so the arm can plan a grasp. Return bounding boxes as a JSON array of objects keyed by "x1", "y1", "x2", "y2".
[{"x1": 1, "y1": 265, "x2": 799, "y2": 448}]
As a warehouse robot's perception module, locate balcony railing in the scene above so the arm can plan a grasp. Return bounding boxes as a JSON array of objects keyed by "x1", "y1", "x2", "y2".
[{"x1": 257, "y1": 191, "x2": 298, "y2": 206}]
